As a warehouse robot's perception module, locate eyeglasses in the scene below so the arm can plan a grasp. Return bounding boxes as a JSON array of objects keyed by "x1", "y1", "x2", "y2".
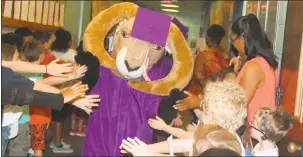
[
  {"x1": 230, "y1": 36, "x2": 241, "y2": 45},
  {"x1": 248, "y1": 121, "x2": 270, "y2": 141}
]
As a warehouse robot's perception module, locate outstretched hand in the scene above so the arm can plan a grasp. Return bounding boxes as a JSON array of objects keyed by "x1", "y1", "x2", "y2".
[
  {"x1": 70, "y1": 64, "x2": 87, "y2": 80},
  {"x1": 47, "y1": 58, "x2": 73, "y2": 77},
  {"x1": 72, "y1": 95, "x2": 100, "y2": 114},
  {"x1": 61, "y1": 82, "x2": 88, "y2": 103},
  {"x1": 148, "y1": 116, "x2": 167, "y2": 131},
  {"x1": 173, "y1": 91, "x2": 202, "y2": 111},
  {"x1": 172, "y1": 114, "x2": 183, "y2": 126},
  {"x1": 120, "y1": 137, "x2": 153, "y2": 156}
]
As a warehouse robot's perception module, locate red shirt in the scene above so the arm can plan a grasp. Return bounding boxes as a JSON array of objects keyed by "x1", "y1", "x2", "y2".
[{"x1": 29, "y1": 52, "x2": 56, "y2": 124}]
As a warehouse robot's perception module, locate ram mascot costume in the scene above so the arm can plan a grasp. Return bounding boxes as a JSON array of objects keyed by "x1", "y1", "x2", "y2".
[{"x1": 82, "y1": 2, "x2": 193, "y2": 156}]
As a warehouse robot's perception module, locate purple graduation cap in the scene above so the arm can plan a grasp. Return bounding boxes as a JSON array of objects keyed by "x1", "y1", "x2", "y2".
[
  {"x1": 131, "y1": 7, "x2": 171, "y2": 46},
  {"x1": 172, "y1": 18, "x2": 189, "y2": 39}
]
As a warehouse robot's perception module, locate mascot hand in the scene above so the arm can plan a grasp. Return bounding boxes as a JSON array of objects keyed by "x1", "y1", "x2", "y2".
[
  {"x1": 120, "y1": 137, "x2": 153, "y2": 156},
  {"x1": 174, "y1": 91, "x2": 202, "y2": 111},
  {"x1": 148, "y1": 116, "x2": 168, "y2": 131}
]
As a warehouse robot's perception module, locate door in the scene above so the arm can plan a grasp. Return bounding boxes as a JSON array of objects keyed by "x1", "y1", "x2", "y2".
[{"x1": 278, "y1": 1, "x2": 303, "y2": 156}]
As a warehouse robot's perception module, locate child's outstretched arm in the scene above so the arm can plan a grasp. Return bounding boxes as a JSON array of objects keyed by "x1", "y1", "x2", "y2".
[
  {"x1": 120, "y1": 137, "x2": 171, "y2": 156},
  {"x1": 148, "y1": 116, "x2": 193, "y2": 139},
  {"x1": 146, "y1": 138, "x2": 192, "y2": 154},
  {"x1": 37, "y1": 65, "x2": 87, "y2": 85}
]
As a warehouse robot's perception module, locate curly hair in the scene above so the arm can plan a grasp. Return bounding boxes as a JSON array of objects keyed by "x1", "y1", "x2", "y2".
[
  {"x1": 253, "y1": 107, "x2": 293, "y2": 142},
  {"x1": 201, "y1": 81, "x2": 248, "y2": 133},
  {"x1": 193, "y1": 125, "x2": 241, "y2": 156}
]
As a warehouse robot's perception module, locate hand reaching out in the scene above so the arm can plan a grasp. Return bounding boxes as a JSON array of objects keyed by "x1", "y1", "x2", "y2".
[
  {"x1": 120, "y1": 137, "x2": 154, "y2": 156},
  {"x1": 174, "y1": 91, "x2": 202, "y2": 111},
  {"x1": 47, "y1": 58, "x2": 73, "y2": 77},
  {"x1": 172, "y1": 114, "x2": 183, "y2": 126},
  {"x1": 70, "y1": 64, "x2": 87, "y2": 80},
  {"x1": 72, "y1": 95, "x2": 100, "y2": 114},
  {"x1": 148, "y1": 116, "x2": 168, "y2": 131},
  {"x1": 61, "y1": 82, "x2": 88, "y2": 103}
]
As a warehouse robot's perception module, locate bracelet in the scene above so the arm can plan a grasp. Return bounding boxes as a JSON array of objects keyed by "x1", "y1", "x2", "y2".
[{"x1": 45, "y1": 65, "x2": 48, "y2": 74}]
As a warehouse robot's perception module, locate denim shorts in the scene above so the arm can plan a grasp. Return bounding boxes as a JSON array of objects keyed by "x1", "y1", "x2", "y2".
[{"x1": 1, "y1": 126, "x2": 11, "y2": 156}]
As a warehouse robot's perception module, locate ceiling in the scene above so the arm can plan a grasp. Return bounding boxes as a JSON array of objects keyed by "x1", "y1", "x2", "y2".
[{"x1": 127, "y1": 0, "x2": 206, "y2": 13}]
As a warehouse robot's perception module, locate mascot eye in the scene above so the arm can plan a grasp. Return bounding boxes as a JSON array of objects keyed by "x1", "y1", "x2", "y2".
[
  {"x1": 122, "y1": 31, "x2": 129, "y2": 38},
  {"x1": 153, "y1": 45, "x2": 162, "y2": 50}
]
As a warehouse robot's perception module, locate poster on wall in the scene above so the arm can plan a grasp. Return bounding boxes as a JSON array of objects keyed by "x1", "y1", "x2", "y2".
[
  {"x1": 53, "y1": 3, "x2": 60, "y2": 26},
  {"x1": 3, "y1": 1, "x2": 13, "y2": 18},
  {"x1": 20, "y1": 1, "x2": 29, "y2": 21},
  {"x1": 13, "y1": 1, "x2": 21, "y2": 20},
  {"x1": 42, "y1": 1, "x2": 49, "y2": 25},
  {"x1": 59, "y1": 3, "x2": 65, "y2": 26},
  {"x1": 48, "y1": 1, "x2": 55, "y2": 25},
  {"x1": 28, "y1": 1, "x2": 36, "y2": 22},
  {"x1": 36, "y1": 1, "x2": 43, "y2": 24}
]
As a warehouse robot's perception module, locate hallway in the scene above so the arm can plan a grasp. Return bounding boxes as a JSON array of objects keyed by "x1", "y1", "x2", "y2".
[{"x1": 44, "y1": 117, "x2": 84, "y2": 156}]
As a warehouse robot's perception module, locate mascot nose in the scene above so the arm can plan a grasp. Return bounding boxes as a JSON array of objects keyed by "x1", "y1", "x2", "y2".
[{"x1": 125, "y1": 60, "x2": 140, "y2": 72}]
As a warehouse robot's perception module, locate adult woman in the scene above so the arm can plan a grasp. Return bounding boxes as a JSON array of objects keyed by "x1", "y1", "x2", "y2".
[
  {"x1": 175, "y1": 14, "x2": 277, "y2": 125},
  {"x1": 188, "y1": 24, "x2": 229, "y2": 95},
  {"x1": 229, "y1": 14, "x2": 277, "y2": 122}
]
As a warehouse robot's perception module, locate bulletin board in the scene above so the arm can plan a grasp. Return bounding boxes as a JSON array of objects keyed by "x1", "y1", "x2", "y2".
[{"x1": 1, "y1": 0, "x2": 65, "y2": 31}]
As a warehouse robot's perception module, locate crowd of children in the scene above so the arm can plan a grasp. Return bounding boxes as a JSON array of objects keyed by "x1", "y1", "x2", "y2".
[{"x1": 1, "y1": 27, "x2": 90, "y2": 156}]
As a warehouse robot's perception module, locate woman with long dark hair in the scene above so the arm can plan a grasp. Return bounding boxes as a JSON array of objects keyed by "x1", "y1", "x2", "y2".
[{"x1": 230, "y1": 14, "x2": 277, "y2": 123}]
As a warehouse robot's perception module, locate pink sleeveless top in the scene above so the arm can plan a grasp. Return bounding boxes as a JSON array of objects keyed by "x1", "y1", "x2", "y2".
[{"x1": 236, "y1": 57, "x2": 277, "y2": 122}]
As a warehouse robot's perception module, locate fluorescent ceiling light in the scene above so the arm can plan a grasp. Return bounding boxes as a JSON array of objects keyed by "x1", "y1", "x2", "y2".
[
  {"x1": 162, "y1": 9, "x2": 179, "y2": 12},
  {"x1": 161, "y1": 4, "x2": 180, "y2": 8}
]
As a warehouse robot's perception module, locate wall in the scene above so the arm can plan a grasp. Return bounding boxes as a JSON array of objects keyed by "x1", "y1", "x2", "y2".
[
  {"x1": 162, "y1": 11, "x2": 202, "y2": 46},
  {"x1": 64, "y1": 1, "x2": 91, "y2": 45}
]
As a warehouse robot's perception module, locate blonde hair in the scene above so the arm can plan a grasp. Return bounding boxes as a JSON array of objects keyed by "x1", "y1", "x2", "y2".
[
  {"x1": 202, "y1": 81, "x2": 247, "y2": 133},
  {"x1": 193, "y1": 125, "x2": 241, "y2": 156},
  {"x1": 253, "y1": 107, "x2": 293, "y2": 142}
]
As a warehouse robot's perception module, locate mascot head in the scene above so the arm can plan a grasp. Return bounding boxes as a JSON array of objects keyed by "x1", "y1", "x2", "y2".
[{"x1": 83, "y1": 2, "x2": 193, "y2": 96}]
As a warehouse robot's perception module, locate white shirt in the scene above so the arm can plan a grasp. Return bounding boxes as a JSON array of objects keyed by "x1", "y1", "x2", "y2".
[
  {"x1": 252, "y1": 143, "x2": 279, "y2": 156},
  {"x1": 52, "y1": 48, "x2": 76, "y2": 62},
  {"x1": 235, "y1": 134, "x2": 246, "y2": 156},
  {"x1": 2, "y1": 105, "x2": 23, "y2": 139}
]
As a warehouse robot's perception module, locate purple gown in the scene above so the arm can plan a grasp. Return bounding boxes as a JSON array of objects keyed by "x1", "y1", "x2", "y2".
[{"x1": 82, "y1": 56, "x2": 173, "y2": 156}]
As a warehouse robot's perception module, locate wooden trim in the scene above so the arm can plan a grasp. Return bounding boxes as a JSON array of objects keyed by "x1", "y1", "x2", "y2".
[
  {"x1": 1, "y1": 16, "x2": 62, "y2": 31},
  {"x1": 294, "y1": 29, "x2": 303, "y2": 123}
]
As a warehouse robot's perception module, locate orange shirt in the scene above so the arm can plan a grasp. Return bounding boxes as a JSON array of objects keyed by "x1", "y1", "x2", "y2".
[
  {"x1": 236, "y1": 57, "x2": 277, "y2": 122},
  {"x1": 188, "y1": 49, "x2": 230, "y2": 95},
  {"x1": 29, "y1": 53, "x2": 56, "y2": 124}
]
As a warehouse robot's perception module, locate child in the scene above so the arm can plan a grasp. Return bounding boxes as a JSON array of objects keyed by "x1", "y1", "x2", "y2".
[
  {"x1": 6, "y1": 40, "x2": 44, "y2": 156},
  {"x1": 28, "y1": 31, "x2": 56, "y2": 156},
  {"x1": 146, "y1": 81, "x2": 248, "y2": 156},
  {"x1": 1, "y1": 43, "x2": 23, "y2": 156},
  {"x1": 120, "y1": 125, "x2": 242, "y2": 156},
  {"x1": 249, "y1": 107, "x2": 293, "y2": 156}
]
